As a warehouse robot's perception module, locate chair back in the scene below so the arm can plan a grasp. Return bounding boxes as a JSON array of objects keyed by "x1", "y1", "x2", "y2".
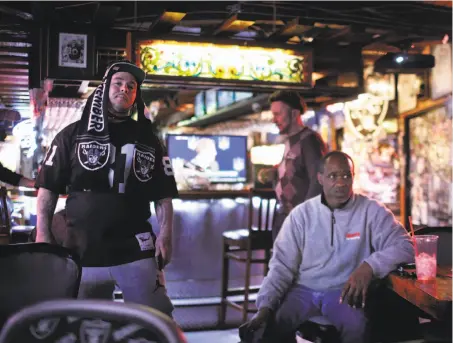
[
  {"x1": 247, "y1": 188, "x2": 277, "y2": 234},
  {"x1": 414, "y1": 226, "x2": 452, "y2": 266},
  {"x1": 0, "y1": 243, "x2": 81, "y2": 327},
  {"x1": 0, "y1": 187, "x2": 11, "y2": 244},
  {"x1": 0, "y1": 299, "x2": 187, "y2": 343}
]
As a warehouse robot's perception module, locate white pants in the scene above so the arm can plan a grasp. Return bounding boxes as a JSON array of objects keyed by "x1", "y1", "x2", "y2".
[{"x1": 77, "y1": 258, "x2": 174, "y2": 317}]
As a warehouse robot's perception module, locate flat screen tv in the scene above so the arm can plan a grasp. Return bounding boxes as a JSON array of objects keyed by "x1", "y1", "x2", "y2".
[
  {"x1": 166, "y1": 134, "x2": 248, "y2": 184},
  {"x1": 194, "y1": 91, "x2": 206, "y2": 117}
]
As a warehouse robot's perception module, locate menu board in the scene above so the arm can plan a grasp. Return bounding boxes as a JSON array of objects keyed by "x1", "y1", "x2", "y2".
[{"x1": 407, "y1": 104, "x2": 452, "y2": 226}]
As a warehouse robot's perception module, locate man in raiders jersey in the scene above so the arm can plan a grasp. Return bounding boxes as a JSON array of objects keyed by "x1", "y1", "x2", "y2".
[{"x1": 35, "y1": 61, "x2": 178, "y2": 317}]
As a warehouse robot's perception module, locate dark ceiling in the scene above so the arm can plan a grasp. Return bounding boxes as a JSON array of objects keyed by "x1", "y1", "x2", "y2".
[
  {"x1": 3, "y1": 1, "x2": 449, "y2": 43},
  {"x1": 0, "y1": 1, "x2": 450, "y2": 124}
]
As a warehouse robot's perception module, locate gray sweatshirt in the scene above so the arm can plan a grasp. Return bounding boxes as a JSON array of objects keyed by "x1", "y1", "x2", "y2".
[{"x1": 256, "y1": 193, "x2": 415, "y2": 311}]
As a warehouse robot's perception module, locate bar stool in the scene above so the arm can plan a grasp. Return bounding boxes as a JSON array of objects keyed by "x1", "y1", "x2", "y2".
[{"x1": 219, "y1": 188, "x2": 276, "y2": 325}]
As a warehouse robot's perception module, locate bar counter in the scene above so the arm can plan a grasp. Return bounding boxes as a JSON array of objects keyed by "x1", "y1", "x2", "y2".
[
  {"x1": 12, "y1": 188, "x2": 274, "y2": 299},
  {"x1": 178, "y1": 189, "x2": 252, "y2": 200}
]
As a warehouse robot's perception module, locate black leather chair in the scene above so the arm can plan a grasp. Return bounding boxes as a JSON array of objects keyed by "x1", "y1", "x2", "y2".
[
  {"x1": 0, "y1": 299, "x2": 187, "y2": 343},
  {"x1": 0, "y1": 243, "x2": 81, "y2": 327}
]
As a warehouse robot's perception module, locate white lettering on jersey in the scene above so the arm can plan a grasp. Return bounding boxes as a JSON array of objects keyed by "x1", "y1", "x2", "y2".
[
  {"x1": 108, "y1": 143, "x2": 135, "y2": 194},
  {"x1": 44, "y1": 145, "x2": 58, "y2": 166},
  {"x1": 162, "y1": 156, "x2": 174, "y2": 176}
]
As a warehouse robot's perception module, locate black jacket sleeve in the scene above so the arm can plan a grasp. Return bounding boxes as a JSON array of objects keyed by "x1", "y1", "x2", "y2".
[{"x1": 0, "y1": 163, "x2": 22, "y2": 186}]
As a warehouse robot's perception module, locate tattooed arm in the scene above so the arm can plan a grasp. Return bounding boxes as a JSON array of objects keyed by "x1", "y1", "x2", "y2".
[
  {"x1": 153, "y1": 197, "x2": 174, "y2": 267},
  {"x1": 36, "y1": 187, "x2": 59, "y2": 243}
]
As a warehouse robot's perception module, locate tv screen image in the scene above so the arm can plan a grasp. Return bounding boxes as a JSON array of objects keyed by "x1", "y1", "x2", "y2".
[{"x1": 167, "y1": 134, "x2": 247, "y2": 186}]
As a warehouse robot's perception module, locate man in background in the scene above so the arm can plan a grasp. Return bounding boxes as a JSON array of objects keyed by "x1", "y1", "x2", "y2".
[{"x1": 258, "y1": 91, "x2": 328, "y2": 241}]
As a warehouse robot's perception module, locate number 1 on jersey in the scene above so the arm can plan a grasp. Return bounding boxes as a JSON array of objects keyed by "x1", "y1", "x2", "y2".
[
  {"x1": 44, "y1": 145, "x2": 58, "y2": 166},
  {"x1": 108, "y1": 144, "x2": 135, "y2": 193}
]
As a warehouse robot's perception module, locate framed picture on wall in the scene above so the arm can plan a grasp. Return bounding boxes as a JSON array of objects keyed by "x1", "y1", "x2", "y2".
[
  {"x1": 58, "y1": 32, "x2": 87, "y2": 68},
  {"x1": 46, "y1": 27, "x2": 95, "y2": 80}
]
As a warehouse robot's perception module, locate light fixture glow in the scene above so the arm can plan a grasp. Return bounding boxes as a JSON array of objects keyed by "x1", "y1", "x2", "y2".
[{"x1": 139, "y1": 40, "x2": 310, "y2": 84}]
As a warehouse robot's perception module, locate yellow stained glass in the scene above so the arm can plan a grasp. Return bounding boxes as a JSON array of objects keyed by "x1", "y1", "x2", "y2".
[{"x1": 139, "y1": 40, "x2": 308, "y2": 84}]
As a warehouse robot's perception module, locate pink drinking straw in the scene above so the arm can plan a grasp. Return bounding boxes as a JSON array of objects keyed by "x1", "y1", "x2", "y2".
[{"x1": 408, "y1": 216, "x2": 419, "y2": 256}]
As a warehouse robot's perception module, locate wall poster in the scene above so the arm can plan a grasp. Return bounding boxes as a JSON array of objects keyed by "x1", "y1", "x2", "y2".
[
  {"x1": 407, "y1": 104, "x2": 452, "y2": 226},
  {"x1": 58, "y1": 32, "x2": 87, "y2": 68}
]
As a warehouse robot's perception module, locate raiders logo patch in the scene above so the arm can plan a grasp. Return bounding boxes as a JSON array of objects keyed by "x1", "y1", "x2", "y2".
[
  {"x1": 133, "y1": 148, "x2": 155, "y2": 182},
  {"x1": 80, "y1": 319, "x2": 111, "y2": 343},
  {"x1": 29, "y1": 318, "x2": 60, "y2": 340},
  {"x1": 77, "y1": 141, "x2": 110, "y2": 171}
]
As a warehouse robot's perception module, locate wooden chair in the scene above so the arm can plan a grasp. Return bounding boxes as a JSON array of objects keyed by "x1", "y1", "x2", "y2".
[
  {"x1": 219, "y1": 188, "x2": 276, "y2": 325},
  {"x1": 0, "y1": 187, "x2": 11, "y2": 245}
]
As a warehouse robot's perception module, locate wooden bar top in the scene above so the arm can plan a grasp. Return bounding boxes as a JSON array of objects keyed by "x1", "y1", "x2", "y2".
[
  {"x1": 178, "y1": 188, "x2": 274, "y2": 200},
  {"x1": 387, "y1": 265, "x2": 452, "y2": 321},
  {"x1": 178, "y1": 189, "x2": 249, "y2": 200}
]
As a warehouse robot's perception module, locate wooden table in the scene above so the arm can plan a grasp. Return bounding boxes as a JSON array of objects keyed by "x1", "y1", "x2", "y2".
[{"x1": 387, "y1": 265, "x2": 452, "y2": 321}]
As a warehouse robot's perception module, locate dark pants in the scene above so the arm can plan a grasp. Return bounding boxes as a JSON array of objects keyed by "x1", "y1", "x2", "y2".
[
  {"x1": 272, "y1": 210, "x2": 288, "y2": 242},
  {"x1": 263, "y1": 284, "x2": 368, "y2": 343}
]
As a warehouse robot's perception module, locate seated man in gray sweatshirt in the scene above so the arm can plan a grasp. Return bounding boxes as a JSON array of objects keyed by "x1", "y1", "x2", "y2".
[{"x1": 240, "y1": 151, "x2": 414, "y2": 343}]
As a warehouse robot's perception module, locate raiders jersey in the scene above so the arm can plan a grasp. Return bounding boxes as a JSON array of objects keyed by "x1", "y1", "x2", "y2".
[{"x1": 35, "y1": 118, "x2": 179, "y2": 267}]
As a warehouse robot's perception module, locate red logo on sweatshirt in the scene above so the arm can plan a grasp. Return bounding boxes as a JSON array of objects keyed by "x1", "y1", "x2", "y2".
[{"x1": 346, "y1": 232, "x2": 361, "y2": 240}]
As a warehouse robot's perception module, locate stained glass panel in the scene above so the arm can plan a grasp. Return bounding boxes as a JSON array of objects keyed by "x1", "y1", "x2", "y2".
[{"x1": 138, "y1": 40, "x2": 310, "y2": 84}]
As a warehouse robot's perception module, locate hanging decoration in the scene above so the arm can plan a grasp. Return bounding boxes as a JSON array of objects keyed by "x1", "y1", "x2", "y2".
[
  {"x1": 343, "y1": 93, "x2": 389, "y2": 140},
  {"x1": 138, "y1": 40, "x2": 311, "y2": 85}
]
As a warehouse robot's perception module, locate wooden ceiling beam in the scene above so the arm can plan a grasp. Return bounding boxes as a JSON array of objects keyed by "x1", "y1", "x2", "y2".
[
  {"x1": 211, "y1": 14, "x2": 255, "y2": 36},
  {"x1": 0, "y1": 90, "x2": 29, "y2": 96},
  {"x1": 0, "y1": 46, "x2": 30, "y2": 54},
  {"x1": 0, "y1": 74, "x2": 28, "y2": 80},
  {"x1": 268, "y1": 17, "x2": 312, "y2": 42},
  {"x1": 0, "y1": 79, "x2": 28, "y2": 85},
  {"x1": 0, "y1": 85, "x2": 28, "y2": 90},
  {"x1": 0, "y1": 69, "x2": 28, "y2": 75},
  {"x1": 148, "y1": 10, "x2": 186, "y2": 34},
  {"x1": 0, "y1": 34, "x2": 30, "y2": 43},
  {"x1": 0, "y1": 64, "x2": 28, "y2": 70},
  {"x1": 0, "y1": 5, "x2": 33, "y2": 21},
  {"x1": 0, "y1": 59, "x2": 28, "y2": 65}
]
